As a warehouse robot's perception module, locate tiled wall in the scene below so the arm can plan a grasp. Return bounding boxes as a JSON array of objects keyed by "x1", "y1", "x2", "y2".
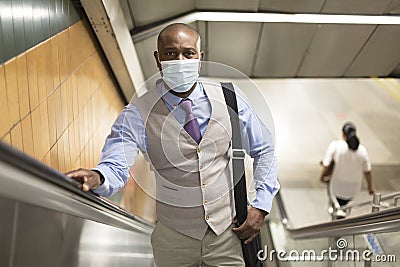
[
  {"x1": 0, "y1": 0, "x2": 81, "y2": 64},
  {"x1": 0, "y1": 18, "x2": 157, "y2": 223},
  {"x1": 0, "y1": 20, "x2": 124, "y2": 173}
]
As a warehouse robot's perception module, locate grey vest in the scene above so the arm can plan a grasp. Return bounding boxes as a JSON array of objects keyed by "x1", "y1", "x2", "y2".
[{"x1": 134, "y1": 80, "x2": 235, "y2": 240}]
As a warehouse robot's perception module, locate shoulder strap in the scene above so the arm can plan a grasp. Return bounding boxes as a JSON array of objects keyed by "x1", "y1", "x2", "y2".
[
  {"x1": 220, "y1": 82, "x2": 248, "y2": 226},
  {"x1": 221, "y1": 82, "x2": 263, "y2": 267}
]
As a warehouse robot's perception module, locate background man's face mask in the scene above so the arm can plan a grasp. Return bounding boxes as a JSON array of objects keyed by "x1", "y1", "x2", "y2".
[{"x1": 161, "y1": 59, "x2": 200, "y2": 93}]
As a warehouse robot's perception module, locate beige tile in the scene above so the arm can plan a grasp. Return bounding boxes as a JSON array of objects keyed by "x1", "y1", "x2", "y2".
[
  {"x1": 21, "y1": 114, "x2": 35, "y2": 157},
  {"x1": 71, "y1": 73, "x2": 79, "y2": 118},
  {"x1": 0, "y1": 65, "x2": 11, "y2": 137},
  {"x1": 31, "y1": 106, "x2": 45, "y2": 160},
  {"x1": 54, "y1": 88, "x2": 63, "y2": 140},
  {"x1": 43, "y1": 40, "x2": 54, "y2": 95},
  {"x1": 57, "y1": 134, "x2": 66, "y2": 172},
  {"x1": 37, "y1": 42, "x2": 47, "y2": 103},
  {"x1": 5, "y1": 59, "x2": 21, "y2": 126},
  {"x1": 66, "y1": 76, "x2": 74, "y2": 124},
  {"x1": 58, "y1": 29, "x2": 71, "y2": 83},
  {"x1": 83, "y1": 107, "x2": 89, "y2": 149},
  {"x1": 75, "y1": 66, "x2": 85, "y2": 110},
  {"x1": 92, "y1": 54, "x2": 102, "y2": 90},
  {"x1": 87, "y1": 98, "x2": 93, "y2": 139},
  {"x1": 68, "y1": 120, "x2": 76, "y2": 164},
  {"x1": 78, "y1": 112, "x2": 85, "y2": 151},
  {"x1": 89, "y1": 138, "x2": 95, "y2": 167},
  {"x1": 16, "y1": 54, "x2": 30, "y2": 118},
  {"x1": 50, "y1": 144, "x2": 59, "y2": 170},
  {"x1": 26, "y1": 47, "x2": 39, "y2": 110},
  {"x1": 86, "y1": 55, "x2": 95, "y2": 97},
  {"x1": 69, "y1": 22, "x2": 83, "y2": 72},
  {"x1": 57, "y1": 31, "x2": 67, "y2": 82},
  {"x1": 42, "y1": 151, "x2": 51, "y2": 167},
  {"x1": 73, "y1": 116, "x2": 81, "y2": 155},
  {"x1": 50, "y1": 36, "x2": 60, "y2": 90},
  {"x1": 80, "y1": 21, "x2": 95, "y2": 59},
  {"x1": 10, "y1": 123, "x2": 23, "y2": 152},
  {"x1": 75, "y1": 68, "x2": 85, "y2": 112},
  {"x1": 39, "y1": 101, "x2": 50, "y2": 157},
  {"x1": 82, "y1": 146, "x2": 88, "y2": 169},
  {"x1": 60, "y1": 82, "x2": 68, "y2": 133},
  {"x1": 71, "y1": 157, "x2": 80, "y2": 172},
  {"x1": 63, "y1": 128, "x2": 71, "y2": 171},
  {"x1": 2, "y1": 133, "x2": 11, "y2": 145},
  {"x1": 47, "y1": 92, "x2": 57, "y2": 147}
]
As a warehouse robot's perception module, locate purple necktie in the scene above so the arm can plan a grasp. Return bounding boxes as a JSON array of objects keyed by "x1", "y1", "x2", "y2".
[{"x1": 180, "y1": 99, "x2": 201, "y2": 144}]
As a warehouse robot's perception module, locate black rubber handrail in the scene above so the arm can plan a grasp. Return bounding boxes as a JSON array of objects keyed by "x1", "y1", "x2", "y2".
[{"x1": 0, "y1": 140, "x2": 154, "y2": 228}]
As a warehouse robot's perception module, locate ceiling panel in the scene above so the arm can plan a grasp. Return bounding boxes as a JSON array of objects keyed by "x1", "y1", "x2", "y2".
[
  {"x1": 121, "y1": 0, "x2": 400, "y2": 80},
  {"x1": 322, "y1": 0, "x2": 393, "y2": 15},
  {"x1": 135, "y1": 35, "x2": 159, "y2": 80},
  {"x1": 298, "y1": 24, "x2": 376, "y2": 77},
  {"x1": 385, "y1": 0, "x2": 400, "y2": 14},
  {"x1": 207, "y1": 22, "x2": 261, "y2": 76},
  {"x1": 194, "y1": 21, "x2": 209, "y2": 54},
  {"x1": 195, "y1": 0, "x2": 259, "y2": 11},
  {"x1": 346, "y1": 25, "x2": 400, "y2": 77},
  {"x1": 119, "y1": 0, "x2": 135, "y2": 29},
  {"x1": 128, "y1": 0, "x2": 195, "y2": 28},
  {"x1": 391, "y1": 64, "x2": 400, "y2": 77},
  {"x1": 258, "y1": 0, "x2": 325, "y2": 13},
  {"x1": 253, "y1": 23, "x2": 316, "y2": 77}
]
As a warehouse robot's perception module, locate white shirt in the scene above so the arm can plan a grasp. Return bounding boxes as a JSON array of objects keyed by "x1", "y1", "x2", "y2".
[{"x1": 323, "y1": 140, "x2": 371, "y2": 199}]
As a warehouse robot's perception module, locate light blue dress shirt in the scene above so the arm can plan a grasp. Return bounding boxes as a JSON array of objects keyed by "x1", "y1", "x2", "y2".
[{"x1": 93, "y1": 80, "x2": 279, "y2": 213}]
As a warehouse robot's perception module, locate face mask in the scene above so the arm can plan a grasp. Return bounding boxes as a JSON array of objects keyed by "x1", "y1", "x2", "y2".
[{"x1": 161, "y1": 59, "x2": 200, "y2": 93}]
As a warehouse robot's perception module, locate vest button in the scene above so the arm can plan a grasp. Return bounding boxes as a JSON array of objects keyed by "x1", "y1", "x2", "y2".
[
  {"x1": 201, "y1": 182, "x2": 206, "y2": 187},
  {"x1": 205, "y1": 215, "x2": 210, "y2": 220},
  {"x1": 197, "y1": 147, "x2": 201, "y2": 153},
  {"x1": 204, "y1": 200, "x2": 208, "y2": 204}
]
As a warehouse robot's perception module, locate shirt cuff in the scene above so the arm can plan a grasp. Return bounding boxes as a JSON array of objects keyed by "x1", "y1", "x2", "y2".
[
  {"x1": 250, "y1": 187, "x2": 275, "y2": 214},
  {"x1": 91, "y1": 167, "x2": 111, "y2": 196}
]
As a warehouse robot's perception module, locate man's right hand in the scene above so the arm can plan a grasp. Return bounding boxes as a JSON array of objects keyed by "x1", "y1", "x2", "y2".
[{"x1": 66, "y1": 168, "x2": 101, "y2": 192}]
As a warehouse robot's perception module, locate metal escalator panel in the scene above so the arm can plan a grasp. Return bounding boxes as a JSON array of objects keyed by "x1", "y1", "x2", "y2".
[
  {"x1": 265, "y1": 190, "x2": 399, "y2": 267},
  {"x1": 0, "y1": 141, "x2": 155, "y2": 267}
]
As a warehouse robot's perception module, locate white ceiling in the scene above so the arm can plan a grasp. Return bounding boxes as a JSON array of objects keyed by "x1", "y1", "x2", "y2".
[{"x1": 119, "y1": 0, "x2": 400, "y2": 79}]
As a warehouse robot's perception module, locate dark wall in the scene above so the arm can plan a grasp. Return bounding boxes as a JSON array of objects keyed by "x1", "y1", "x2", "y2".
[{"x1": 0, "y1": 0, "x2": 83, "y2": 64}]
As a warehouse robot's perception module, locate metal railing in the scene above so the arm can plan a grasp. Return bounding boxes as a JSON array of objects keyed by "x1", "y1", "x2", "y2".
[
  {"x1": 327, "y1": 182, "x2": 400, "y2": 219},
  {"x1": 275, "y1": 190, "x2": 400, "y2": 239}
]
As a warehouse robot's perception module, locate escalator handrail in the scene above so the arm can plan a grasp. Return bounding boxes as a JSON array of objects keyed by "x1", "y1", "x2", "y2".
[
  {"x1": 0, "y1": 141, "x2": 154, "y2": 232},
  {"x1": 275, "y1": 190, "x2": 400, "y2": 239},
  {"x1": 339, "y1": 192, "x2": 400, "y2": 211}
]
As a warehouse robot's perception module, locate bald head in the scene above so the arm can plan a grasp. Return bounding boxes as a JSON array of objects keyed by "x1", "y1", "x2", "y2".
[
  {"x1": 154, "y1": 23, "x2": 203, "y2": 71},
  {"x1": 157, "y1": 23, "x2": 201, "y2": 52}
]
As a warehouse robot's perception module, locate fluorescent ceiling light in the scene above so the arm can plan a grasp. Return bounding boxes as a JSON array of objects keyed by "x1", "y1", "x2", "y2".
[
  {"x1": 132, "y1": 11, "x2": 400, "y2": 42},
  {"x1": 196, "y1": 12, "x2": 400, "y2": 25}
]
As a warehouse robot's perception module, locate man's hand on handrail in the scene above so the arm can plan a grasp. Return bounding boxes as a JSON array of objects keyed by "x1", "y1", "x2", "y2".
[{"x1": 66, "y1": 168, "x2": 101, "y2": 192}]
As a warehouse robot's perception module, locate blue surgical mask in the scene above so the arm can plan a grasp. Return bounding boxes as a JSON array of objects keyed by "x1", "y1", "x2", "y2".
[{"x1": 161, "y1": 59, "x2": 200, "y2": 93}]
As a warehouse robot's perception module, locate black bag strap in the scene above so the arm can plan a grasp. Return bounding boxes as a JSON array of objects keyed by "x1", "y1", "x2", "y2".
[
  {"x1": 221, "y1": 82, "x2": 248, "y2": 225},
  {"x1": 221, "y1": 82, "x2": 263, "y2": 267}
]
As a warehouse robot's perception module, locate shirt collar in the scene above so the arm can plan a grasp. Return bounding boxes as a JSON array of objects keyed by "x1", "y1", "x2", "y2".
[{"x1": 156, "y1": 79, "x2": 203, "y2": 107}]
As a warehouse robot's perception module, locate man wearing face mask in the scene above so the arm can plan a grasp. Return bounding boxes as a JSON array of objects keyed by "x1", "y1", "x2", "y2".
[{"x1": 67, "y1": 23, "x2": 279, "y2": 266}]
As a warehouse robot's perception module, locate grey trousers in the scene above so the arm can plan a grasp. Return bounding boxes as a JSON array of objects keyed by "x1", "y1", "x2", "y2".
[{"x1": 151, "y1": 221, "x2": 245, "y2": 267}]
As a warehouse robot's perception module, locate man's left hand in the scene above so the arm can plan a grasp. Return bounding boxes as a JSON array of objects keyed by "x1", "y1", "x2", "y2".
[{"x1": 232, "y1": 206, "x2": 267, "y2": 244}]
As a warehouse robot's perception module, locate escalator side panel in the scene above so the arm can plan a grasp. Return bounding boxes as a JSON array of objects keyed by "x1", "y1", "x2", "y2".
[{"x1": 0, "y1": 195, "x2": 154, "y2": 267}]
